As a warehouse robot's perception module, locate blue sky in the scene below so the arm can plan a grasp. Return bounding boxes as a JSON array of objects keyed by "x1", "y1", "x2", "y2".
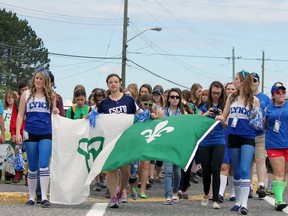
[{"x1": 1, "y1": 0, "x2": 288, "y2": 100}]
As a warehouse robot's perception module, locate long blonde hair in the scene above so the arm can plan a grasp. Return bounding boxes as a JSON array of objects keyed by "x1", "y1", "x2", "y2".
[
  {"x1": 229, "y1": 70, "x2": 254, "y2": 110},
  {"x1": 29, "y1": 68, "x2": 55, "y2": 112}
]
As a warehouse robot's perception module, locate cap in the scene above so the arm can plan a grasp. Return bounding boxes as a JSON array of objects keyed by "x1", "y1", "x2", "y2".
[
  {"x1": 271, "y1": 82, "x2": 286, "y2": 93},
  {"x1": 152, "y1": 88, "x2": 163, "y2": 95},
  {"x1": 250, "y1": 72, "x2": 260, "y2": 82}
]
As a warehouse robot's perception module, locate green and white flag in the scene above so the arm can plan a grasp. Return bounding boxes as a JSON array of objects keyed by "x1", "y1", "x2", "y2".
[
  {"x1": 85, "y1": 114, "x2": 218, "y2": 185},
  {"x1": 50, "y1": 114, "x2": 134, "y2": 204},
  {"x1": 50, "y1": 114, "x2": 218, "y2": 205}
]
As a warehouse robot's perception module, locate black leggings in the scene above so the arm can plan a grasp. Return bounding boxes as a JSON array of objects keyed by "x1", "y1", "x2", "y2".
[
  {"x1": 199, "y1": 144, "x2": 225, "y2": 202},
  {"x1": 179, "y1": 161, "x2": 193, "y2": 192}
]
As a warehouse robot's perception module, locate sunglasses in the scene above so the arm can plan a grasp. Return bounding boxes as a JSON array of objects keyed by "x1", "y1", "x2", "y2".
[
  {"x1": 274, "y1": 89, "x2": 286, "y2": 95},
  {"x1": 142, "y1": 102, "x2": 153, "y2": 107},
  {"x1": 169, "y1": 95, "x2": 180, "y2": 99}
]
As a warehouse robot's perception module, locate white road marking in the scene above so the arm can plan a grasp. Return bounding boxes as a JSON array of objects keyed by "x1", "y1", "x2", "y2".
[
  {"x1": 86, "y1": 203, "x2": 108, "y2": 216},
  {"x1": 264, "y1": 195, "x2": 288, "y2": 214}
]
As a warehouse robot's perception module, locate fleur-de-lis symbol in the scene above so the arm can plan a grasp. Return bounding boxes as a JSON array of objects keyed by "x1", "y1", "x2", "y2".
[{"x1": 140, "y1": 120, "x2": 174, "y2": 143}]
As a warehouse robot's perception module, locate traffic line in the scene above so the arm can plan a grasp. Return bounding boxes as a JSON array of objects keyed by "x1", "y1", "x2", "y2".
[
  {"x1": 264, "y1": 195, "x2": 288, "y2": 214},
  {"x1": 86, "y1": 203, "x2": 108, "y2": 216}
]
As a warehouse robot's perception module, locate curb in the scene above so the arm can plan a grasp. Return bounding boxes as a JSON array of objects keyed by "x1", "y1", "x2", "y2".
[{"x1": 0, "y1": 192, "x2": 29, "y2": 204}]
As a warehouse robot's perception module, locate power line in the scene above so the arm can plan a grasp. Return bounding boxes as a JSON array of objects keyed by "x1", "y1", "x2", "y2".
[
  {"x1": 14, "y1": 13, "x2": 122, "y2": 26},
  {"x1": 187, "y1": 1, "x2": 288, "y2": 11},
  {"x1": 129, "y1": 51, "x2": 288, "y2": 62},
  {"x1": 130, "y1": 51, "x2": 230, "y2": 60},
  {"x1": 0, "y1": 43, "x2": 121, "y2": 60},
  {"x1": 128, "y1": 23, "x2": 227, "y2": 80},
  {"x1": 0, "y1": 2, "x2": 122, "y2": 20},
  {"x1": 128, "y1": 59, "x2": 190, "y2": 89}
]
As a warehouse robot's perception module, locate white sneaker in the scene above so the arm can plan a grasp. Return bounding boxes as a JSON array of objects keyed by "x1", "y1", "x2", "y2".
[
  {"x1": 171, "y1": 195, "x2": 179, "y2": 203},
  {"x1": 212, "y1": 202, "x2": 221, "y2": 209},
  {"x1": 164, "y1": 197, "x2": 173, "y2": 205},
  {"x1": 201, "y1": 197, "x2": 209, "y2": 206}
]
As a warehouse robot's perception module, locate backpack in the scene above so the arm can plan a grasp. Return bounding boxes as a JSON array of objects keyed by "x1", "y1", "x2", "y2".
[{"x1": 70, "y1": 105, "x2": 91, "y2": 119}]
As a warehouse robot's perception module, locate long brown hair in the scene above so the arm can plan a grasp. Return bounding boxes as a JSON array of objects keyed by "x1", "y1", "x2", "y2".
[
  {"x1": 165, "y1": 88, "x2": 185, "y2": 114},
  {"x1": 206, "y1": 81, "x2": 226, "y2": 111},
  {"x1": 4, "y1": 91, "x2": 18, "y2": 109},
  {"x1": 190, "y1": 83, "x2": 202, "y2": 107},
  {"x1": 229, "y1": 70, "x2": 254, "y2": 110}
]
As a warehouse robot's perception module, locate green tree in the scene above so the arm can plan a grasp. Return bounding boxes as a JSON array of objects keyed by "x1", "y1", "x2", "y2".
[{"x1": 0, "y1": 9, "x2": 50, "y2": 98}]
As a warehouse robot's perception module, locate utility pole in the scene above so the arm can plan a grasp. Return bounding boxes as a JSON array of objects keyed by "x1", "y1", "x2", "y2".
[
  {"x1": 121, "y1": 0, "x2": 128, "y2": 87},
  {"x1": 232, "y1": 47, "x2": 235, "y2": 80},
  {"x1": 261, "y1": 50, "x2": 265, "y2": 93}
]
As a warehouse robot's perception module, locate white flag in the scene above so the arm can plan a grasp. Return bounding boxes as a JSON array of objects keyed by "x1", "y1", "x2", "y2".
[{"x1": 50, "y1": 114, "x2": 134, "y2": 204}]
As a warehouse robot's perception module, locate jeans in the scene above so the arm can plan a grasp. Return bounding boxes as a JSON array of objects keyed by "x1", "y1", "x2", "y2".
[{"x1": 164, "y1": 162, "x2": 181, "y2": 198}]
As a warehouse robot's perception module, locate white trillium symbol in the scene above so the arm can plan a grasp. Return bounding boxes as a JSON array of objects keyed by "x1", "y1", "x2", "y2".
[{"x1": 140, "y1": 120, "x2": 174, "y2": 143}]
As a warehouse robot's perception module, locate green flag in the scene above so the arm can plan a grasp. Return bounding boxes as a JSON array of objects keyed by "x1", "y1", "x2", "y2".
[{"x1": 85, "y1": 114, "x2": 218, "y2": 186}]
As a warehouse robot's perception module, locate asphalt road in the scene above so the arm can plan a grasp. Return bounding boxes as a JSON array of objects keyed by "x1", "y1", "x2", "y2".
[{"x1": 0, "y1": 175, "x2": 287, "y2": 216}]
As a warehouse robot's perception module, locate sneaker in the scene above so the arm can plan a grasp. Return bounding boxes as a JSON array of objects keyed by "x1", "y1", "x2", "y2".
[
  {"x1": 25, "y1": 200, "x2": 35, "y2": 205},
  {"x1": 180, "y1": 193, "x2": 188, "y2": 199},
  {"x1": 275, "y1": 201, "x2": 287, "y2": 211},
  {"x1": 266, "y1": 188, "x2": 274, "y2": 195},
  {"x1": 171, "y1": 195, "x2": 179, "y2": 203},
  {"x1": 41, "y1": 199, "x2": 51, "y2": 208},
  {"x1": 154, "y1": 179, "x2": 161, "y2": 183},
  {"x1": 231, "y1": 205, "x2": 241, "y2": 211},
  {"x1": 201, "y1": 197, "x2": 209, "y2": 206},
  {"x1": 5, "y1": 179, "x2": 11, "y2": 184},
  {"x1": 256, "y1": 185, "x2": 266, "y2": 199},
  {"x1": 240, "y1": 207, "x2": 248, "y2": 215},
  {"x1": 164, "y1": 197, "x2": 172, "y2": 205},
  {"x1": 131, "y1": 191, "x2": 138, "y2": 200},
  {"x1": 146, "y1": 183, "x2": 152, "y2": 190},
  {"x1": 229, "y1": 196, "x2": 236, "y2": 202},
  {"x1": 92, "y1": 183, "x2": 102, "y2": 192},
  {"x1": 218, "y1": 194, "x2": 224, "y2": 203},
  {"x1": 248, "y1": 188, "x2": 253, "y2": 198},
  {"x1": 139, "y1": 194, "x2": 148, "y2": 199},
  {"x1": 120, "y1": 197, "x2": 128, "y2": 203},
  {"x1": 105, "y1": 188, "x2": 111, "y2": 199},
  {"x1": 212, "y1": 202, "x2": 221, "y2": 209},
  {"x1": 116, "y1": 190, "x2": 123, "y2": 200},
  {"x1": 109, "y1": 197, "x2": 119, "y2": 208}
]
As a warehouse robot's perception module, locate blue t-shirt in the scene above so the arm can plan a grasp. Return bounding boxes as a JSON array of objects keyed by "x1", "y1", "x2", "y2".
[
  {"x1": 255, "y1": 92, "x2": 271, "y2": 136},
  {"x1": 199, "y1": 104, "x2": 225, "y2": 146},
  {"x1": 265, "y1": 102, "x2": 288, "y2": 150},
  {"x1": 228, "y1": 100, "x2": 255, "y2": 139},
  {"x1": 98, "y1": 94, "x2": 136, "y2": 114}
]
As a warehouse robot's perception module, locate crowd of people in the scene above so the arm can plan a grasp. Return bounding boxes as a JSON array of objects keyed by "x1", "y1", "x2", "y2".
[{"x1": 0, "y1": 68, "x2": 287, "y2": 214}]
